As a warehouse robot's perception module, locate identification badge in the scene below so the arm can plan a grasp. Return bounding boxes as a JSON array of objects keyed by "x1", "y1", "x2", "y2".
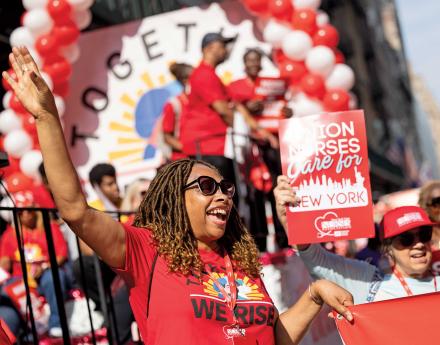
[{"x1": 223, "y1": 325, "x2": 257, "y2": 345}]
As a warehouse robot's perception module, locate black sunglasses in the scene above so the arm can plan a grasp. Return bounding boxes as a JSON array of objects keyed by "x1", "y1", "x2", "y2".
[
  {"x1": 393, "y1": 227, "x2": 433, "y2": 247},
  {"x1": 428, "y1": 196, "x2": 440, "y2": 208},
  {"x1": 183, "y1": 176, "x2": 235, "y2": 198}
]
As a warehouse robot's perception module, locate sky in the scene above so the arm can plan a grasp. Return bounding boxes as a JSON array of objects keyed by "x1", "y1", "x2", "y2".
[{"x1": 395, "y1": 0, "x2": 440, "y2": 104}]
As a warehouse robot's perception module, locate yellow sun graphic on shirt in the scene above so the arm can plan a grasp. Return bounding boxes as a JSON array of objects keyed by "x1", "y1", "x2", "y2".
[{"x1": 203, "y1": 272, "x2": 265, "y2": 301}]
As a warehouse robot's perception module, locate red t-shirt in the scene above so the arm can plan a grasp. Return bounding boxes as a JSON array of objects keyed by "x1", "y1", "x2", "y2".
[
  {"x1": 0, "y1": 223, "x2": 68, "y2": 277},
  {"x1": 228, "y1": 78, "x2": 255, "y2": 104},
  {"x1": 181, "y1": 61, "x2": 229, "y2": 156},
  {"x1": 115, "y1": 224, "x2": 276, "y2": 345},
  {"x1": 162, "y1": 93, "x2": 188, "y2": 161}
]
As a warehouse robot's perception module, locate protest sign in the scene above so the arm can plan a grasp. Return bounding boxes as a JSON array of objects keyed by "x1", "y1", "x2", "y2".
[
  {"x1": 253, "y1": 77, "x2": 287, "y2": 132},
  {"x1": 334, "y1": 292, "x2": 440, "y2": 345},
  {"x1": 279, "y1": 110, "x2": 375, "y2": 244}
]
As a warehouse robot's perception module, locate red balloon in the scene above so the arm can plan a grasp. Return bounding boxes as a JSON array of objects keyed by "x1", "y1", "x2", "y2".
[
  {"x1": 22, "y1": 114, "x2": 37, "y2": 138},
  {"x1": 272, "y1": 48, "x2": 287, "y2": 65},
  {"x1": 268, "y1": 0, "x2": 293, "y2": 21},
  {"x1": 9, "y1": 92, "x2": 27, "y2": 114},
  {"x1": 313, "y1": 24, "x2": 339, "y2": 48},
  {"x1": 242, "y1": 0, "x2": 268, "y2": 14},
  {"x1": 292, "y1": 9, "x2": 318, "y2": 36},
  {"x1": 4, "y1": 172, "x2": 34, "y2": 193},
  {"x1": 2, "y1": 69, "x2": 17, "y2": 91},
  {"x1": 279, "y1": 60, "x2": 307, "y2": 84},
  {"x1": 35, "y1": 34, "x2": 59, "y2": 58},
  {"x1": 53, "y1": 80, "x2": 70, "y2": 97},
  {"x1": 43, "y1": 57, "x2": 72, "y2": 84},
  {"x1": 323, "y1": 88, "x2": 350, "y2": 112},
  {"x1": 47, "y1": 0, "x2": 72, "y2": 23},
  {"x1": 300, "y1": 73, "x2": 326, "y2": 99},
  {"x1": 52, "y1": 24, "x2": 80, "y2": 46},
  {"x1": 333, "y1": 49, "x2": 345, "y2": 64}
]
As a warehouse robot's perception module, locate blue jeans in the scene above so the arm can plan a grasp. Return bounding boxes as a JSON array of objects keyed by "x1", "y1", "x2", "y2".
[{"x1": 38, "y1": 268, "x2": 70, "y2": 329}]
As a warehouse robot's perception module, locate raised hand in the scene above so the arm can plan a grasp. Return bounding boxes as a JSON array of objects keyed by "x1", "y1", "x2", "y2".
[{"x1": 2, "y1": 46, "x2": 58, "y2": 119}]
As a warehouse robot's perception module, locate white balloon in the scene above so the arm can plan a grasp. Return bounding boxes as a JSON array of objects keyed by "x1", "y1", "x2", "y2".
[
  {"x1": 9, "y1": 27, "x2": 35, "y2": 48},
  {"x1": 293, "y1": 0, "x2": 321, "y2": 10},
  {"x1": 27, "y1": 48, "x2": 43, "y2": 68},
  {"x1": 316, "y1": 10, "x2": 329, "y2": 27},
  {"x1": 68, "y1": 0, "x2": 94, "y2": 11},
  {"x1": 263, "y1": 20, "x2": 292, "y2": 48},
  {"x1": 3, "y1": 129, "x2": 33, "y2": 158},
  {"x1": 0, "y1": 197, "x2": 14, "y2": 224},
  {"x1": 325, "y1": 63, "x2": 355, "y2": 91},
  {"x1": 40, "y1": 72, "x2": 54, "y2": 91},
  {"x1": 61, "y1": 44, "x2": 80, "y2": 63},
  {"x1": 0, "y1": 109, "x2": 22, "y2": 134},
  {"x1": 23, "y1": 9, "x2": 53, "y2": 37},
  {"x1": 2, "y1": 92, "x2": 12, "y2": 109},
  {"x1": 291, "y1": 97, "x2": 323, "y2": 117},
  {"x1": 23, "y1": 0, "x2": 48, "y2": 10},
  {"x1": 20, "y1": 150, "x2": 43, "y2": 179},
  {"x1": 305, "y1": 45, "x2": 335, "y2": 77},
  {"x1": 74, "y1": 9, "x2": 93, "y2": 30},
  {"x1": 281, "y1": 31, "x2": 313, "y2": 61},
  {"x1": 54, "y1": 96, "x2": 66, "y2": 117}
]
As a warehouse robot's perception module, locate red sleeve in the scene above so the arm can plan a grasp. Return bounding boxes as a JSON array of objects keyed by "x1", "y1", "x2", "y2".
[
  {"x1": 113, "y1": 224, "x2": 157, "y2": 288},
  {"x1": 0, "y1": 227, "x2": 16, "y2": 259},
  {"x1": 51, "y1": 222, "x2": 68, "y2": 259},
  {"x1": 161, "y1": 102, "x2": 175, "y2": 134},
  {"x1": 191, "y1": 69, "x2": 228, "y2": 105}
]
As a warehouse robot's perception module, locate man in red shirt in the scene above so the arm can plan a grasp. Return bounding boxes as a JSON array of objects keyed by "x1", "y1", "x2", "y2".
[{"x1": 181, "y1": 32, "x2": 238, "y2": 185}]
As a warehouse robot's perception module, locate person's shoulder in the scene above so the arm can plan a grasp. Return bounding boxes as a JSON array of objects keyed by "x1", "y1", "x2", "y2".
[
  {"x1": 122, "y1": 223, "x2": 154, "y2": 242},
  {"x1": 1, "y1": 226, "x2": 14, "y2": 239}
]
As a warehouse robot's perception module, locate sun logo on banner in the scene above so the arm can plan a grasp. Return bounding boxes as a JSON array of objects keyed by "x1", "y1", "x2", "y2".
[
  {"x1": 203, "y1": 272, "x2": 264, "y2": 301},
  {"x1": 107, "y1": 70, "x2": 182, "y2": 164}
]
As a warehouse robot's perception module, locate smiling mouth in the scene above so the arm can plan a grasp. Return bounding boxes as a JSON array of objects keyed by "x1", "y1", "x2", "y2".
[{"x1": 206, "y1": 208, "x2": 228, "y2": 223}]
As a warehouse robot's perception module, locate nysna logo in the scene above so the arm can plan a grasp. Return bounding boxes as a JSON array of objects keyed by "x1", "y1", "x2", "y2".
[
  {"x1": 314, "y1": 211, "x2": 351, "y2": 238},
  {"x1": 396, "y1": 212, "x2": 423, "y2": 227}
]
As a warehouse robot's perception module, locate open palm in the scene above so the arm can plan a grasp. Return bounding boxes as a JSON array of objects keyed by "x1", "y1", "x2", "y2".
[{"x1": 2, "y1": 47, "x2": 58, "y2": 119}]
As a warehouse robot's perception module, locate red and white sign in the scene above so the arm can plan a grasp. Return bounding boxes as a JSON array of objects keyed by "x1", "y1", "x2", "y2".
[
  {"x1": 279, "y1": 110, "x2": 375, "y2": 244},
  {"x1": 254, "y1": 77, "x2": 287, "y2": 132},
  {"x1": 432, "y1": 250, "x2": 440, "y2": 275},
  {"x1": 334, "y1": 292, "x2": 440, "y2": 345}
]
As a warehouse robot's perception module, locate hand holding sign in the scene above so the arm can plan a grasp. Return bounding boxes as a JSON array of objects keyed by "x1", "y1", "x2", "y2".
[{"x1": 278, "y1": 110, "x2": 375, "y2": 244}]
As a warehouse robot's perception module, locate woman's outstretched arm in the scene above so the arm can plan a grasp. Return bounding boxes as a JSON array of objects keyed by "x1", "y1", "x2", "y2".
[
  {"x1": 2, "y1": 47, "x2": 126, "y2": 268},
  {"x1": 276, "y1": 279, "x2": 353, "y2": 345}
]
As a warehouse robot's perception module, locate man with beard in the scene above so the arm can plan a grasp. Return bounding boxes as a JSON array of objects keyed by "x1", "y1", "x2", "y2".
[{"x1": 180, "y1": 32, "x2": 237, "y2": 185}]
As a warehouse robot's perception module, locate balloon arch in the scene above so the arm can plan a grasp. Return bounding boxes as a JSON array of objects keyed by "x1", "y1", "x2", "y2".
[{"x1": 0, "y1": 0, "x2": 355, "y2": 193}]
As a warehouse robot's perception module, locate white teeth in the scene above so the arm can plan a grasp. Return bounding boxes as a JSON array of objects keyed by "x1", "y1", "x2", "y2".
[{"x1": 209, "y1": 209, "x2": 227, "y2": 215}]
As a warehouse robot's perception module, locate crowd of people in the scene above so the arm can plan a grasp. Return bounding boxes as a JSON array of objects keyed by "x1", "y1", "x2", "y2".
[{"x1": 0, "y1": 30, "x2": 438, "y2": 345}]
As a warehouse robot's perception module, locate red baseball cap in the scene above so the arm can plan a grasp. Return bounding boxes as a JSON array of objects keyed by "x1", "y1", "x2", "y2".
[
  {"x1": 380, "y1": 205, "x2": 437, "y2": 239},
  {"x1": 13, "y1": 190, "x2": 35, "y2": 208}
]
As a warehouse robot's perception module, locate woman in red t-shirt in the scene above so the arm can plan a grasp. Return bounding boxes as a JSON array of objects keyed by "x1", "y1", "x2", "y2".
[
  {"x1": 161, "y1": 63, "x2": 193, "y2": 161},
  {"x1": 4, "y1": 47, "x2": 355, "y2": 345}
]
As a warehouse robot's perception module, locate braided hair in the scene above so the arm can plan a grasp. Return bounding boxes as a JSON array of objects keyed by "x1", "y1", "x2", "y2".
[{"x1": 134, "y1": 159, "x2": 261, "y2": 277}]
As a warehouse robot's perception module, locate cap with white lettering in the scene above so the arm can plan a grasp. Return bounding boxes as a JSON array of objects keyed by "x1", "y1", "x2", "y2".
[{"x1": 380, "y1": 205, "x2": 436, "y2": 239}]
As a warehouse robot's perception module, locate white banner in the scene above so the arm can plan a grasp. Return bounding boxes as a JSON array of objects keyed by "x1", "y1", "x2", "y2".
[{"x1": 64, "y1": 1, "x2": 277, "y2": 198}]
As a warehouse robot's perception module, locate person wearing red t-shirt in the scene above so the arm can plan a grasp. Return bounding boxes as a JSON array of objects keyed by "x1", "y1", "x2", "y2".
[
  {"x1": 162, "y1": 63, "x2": 193, "y2": 161},
  {"x1": 0, "y1": 190, "x2": 70, "y2": 338},
  {"x1": 228, "y1": 49, "x2": 293, "y2": 251},
  {"x1": 4, "y1": 47, "x2": 355, "y2": 344}
]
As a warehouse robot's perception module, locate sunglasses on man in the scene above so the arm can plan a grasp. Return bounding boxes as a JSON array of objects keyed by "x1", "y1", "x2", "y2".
[
  {"x1": 183, "y1": 176, "x2": 235, "y2": 199},
  {"x1": 393, "y1": 227, "x2": 433, "y2": 247}
]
